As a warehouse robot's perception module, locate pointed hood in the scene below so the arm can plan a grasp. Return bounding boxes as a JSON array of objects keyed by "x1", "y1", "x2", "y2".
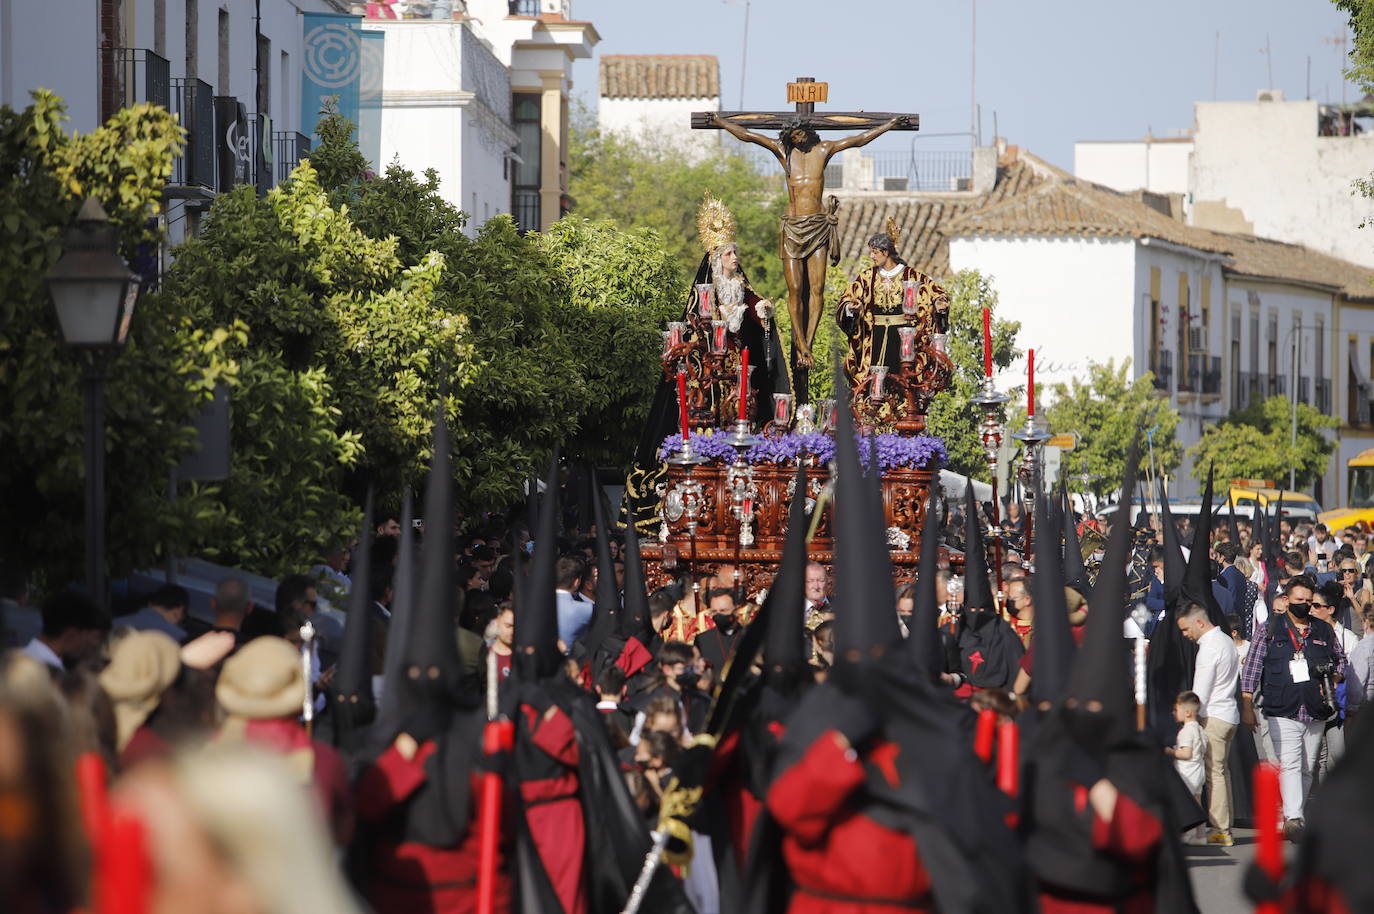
[
  {"x1": 404, "y1": 407, "x2": 463, "y2": 701},
  {"x1": 1135, "y1": 480, "x2": 1152, "y2": 531},
  {"x1": 372, "y1": 490, "x2": 416, "y2": 745},
  {"x1": 764, "y1": 460, "x2": 810, "y2": 674},
  {"x1": 577, "y1": 474, "x2": 620, "y2": 659},
  {"x1": 831, "y1": 360, "x2": 901, "y2": 666},
  {"x1": 618, "y1": 517, "x2": 653, "y2": 643},
  {"x1": 962, "y1": 481, "x2": 994, "y2": 612},
  {"x1": 1182, "y1": 466, "x2": 1227, "y2": 629},
  {"x1": 516, "y1": 451, "x2": 563, "y2": 680},
  {"x1": 1067, "y1": 444, "x2": 1140, "y2": 731},
  {"x1": 1030, "y1": 493, "x2": 1076, "y2": 707},
  {"x1": 334, "y1": 487, "x2": 376, "y2": 746},
  {"x1": 1061, "y1": 484, "x2": 1086, "y2": 589},
  {"x1": 1227, "y1": 496, "x2": 1241, "y2": 548},
  {"x1": 1158, "y1": 480, "x2": 1188, "y2": 608},
  {"x1": 908, "y1": 490, "x2": 946, "y2": 680}
]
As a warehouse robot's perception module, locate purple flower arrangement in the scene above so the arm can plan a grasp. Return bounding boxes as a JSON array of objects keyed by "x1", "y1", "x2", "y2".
[{"x1": 659, "y1": 430, "x2": 947, "y2": 471}]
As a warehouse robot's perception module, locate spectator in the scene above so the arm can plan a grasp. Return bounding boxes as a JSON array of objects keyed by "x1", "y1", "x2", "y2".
[
  {"x1": 1233, "y1": 558, "x2": 1267, "y2": 640},
  {"x1": 1164, "y1": 691, "x2": 1207, "y2": 846},
  {"x1": 310, "y1": 541, "x2": 353, "y2": 609},
  {"x1": 1308, "y1": 524, "x2": 1338, "y2": 564},
  {"x1": 1311, "y1": 585, "x2": 1359, "y2": 777},
  {"x1": 803, "y1": 562, "x2": 829, "y2": 627},
  {"x1": 185, "y1": 576, "x2": 254, "y2": 644},
  {"x1": 124, "y1": 584, "x2": 191, "y2": 643},
  {"x1": 1345, "y1": 602, "x2": 1374, "y2": 721},
  {"x1": 1216, "y1": 542, "x2": 1247, "y2": 617},
  {"x1": 695, "y1": 587, "x2": 745, "y2": 674},
  {"x1": 1335, "y1": 558, "x2": 1369, "y2": 636},
  {"x1": 276, "y1": 574, "x2": 344, "y2": 669},
  {"x1": 1240, "y1": 574, "x2": 1348, "y2": 841},
  {"x1": 24, "y1": 590, "x2": 110, "y2": 673},
  {"x1": 1177, "y1": 602, "x2": 1239, "y2": 846},
  {"x1": 0, "y1": 565, "x2": 39, "y2": 650},
  {"x1": 375, "y1": 512, "x2": 402, "y2": 538},
  {"x1": 554, "y1": 555, "x2": 591, "y2": 646},
  {"x1": 1005, "y1": 574, "x2": 1034, "y2": 646}
]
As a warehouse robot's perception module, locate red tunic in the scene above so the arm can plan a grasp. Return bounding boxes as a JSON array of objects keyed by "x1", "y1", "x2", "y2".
[
  {"x1": 766, "y1": 730, "x2": 934, "y2": 914},
  {"x1": 518, "y1": 703, "x2": 587, "y2": 914},
  {"x1": 355, "y1": 741, "x2": 511, "y2": 914},
  {"x1": 1037, "y1": 789, "x2": 1163, "y2": 914}
]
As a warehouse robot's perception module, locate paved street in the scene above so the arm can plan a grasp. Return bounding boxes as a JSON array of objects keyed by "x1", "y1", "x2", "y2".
[{"x1": 1186, "y1": 827, "x2": 1296, "y2": 914}]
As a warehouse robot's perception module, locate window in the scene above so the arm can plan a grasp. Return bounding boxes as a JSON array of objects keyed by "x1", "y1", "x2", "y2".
[
  {"x1": 1268, "y1": 311, "x2": 1279, "y2": 380},
  {"x1": 280, "y1": 51, "x2": 290, "y2": 131},
  {"x1": 218, "y1": 9, "x2": 229, "y2": 97},
  {"x1": 512, "y1": 93, "x2": 541, "y2": 232},
  {"x1": 1231, "y1": 308, "x2": 1242, "y2": 409},
  {"x1": 1177, "y1": 273, "x2": 1190, "y2": 390}
]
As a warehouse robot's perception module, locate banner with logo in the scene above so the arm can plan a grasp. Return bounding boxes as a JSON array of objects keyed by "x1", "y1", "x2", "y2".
[
  {"x1": 215, "y1": 96, "x2": 251, "y2": 190},
  {"x1": 358, "y1": 29, "x2": 386, "y2": 171},
  {"x1": 301, "y1": 12, "x2": 362, "y2": 144}
]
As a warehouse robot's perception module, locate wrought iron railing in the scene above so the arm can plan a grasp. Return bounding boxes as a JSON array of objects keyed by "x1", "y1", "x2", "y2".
[
  {"x1": 513, "y1": 189, "x2": 540, "y2": 233},
  {"x1": 169, "y1": 78, "x2": 215, "y2": 192},
  {"x1": 101, "y1": 48, "x2": 171, "y2": 121},
  {"x1": 1150, "y1": 350, "x2": 1172, "y2": 391},
  {"x1": 274, "y1": 132, "x2": 311, "y2": 183},
  {"x1": 1316, "y1": 378, "x2": 1333, "y2": 415}
]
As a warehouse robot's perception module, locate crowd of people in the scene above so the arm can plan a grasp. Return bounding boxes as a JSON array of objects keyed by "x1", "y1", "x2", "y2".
[{"x1": 3, "y1": 406, "x2": 1373, "y2": 914}]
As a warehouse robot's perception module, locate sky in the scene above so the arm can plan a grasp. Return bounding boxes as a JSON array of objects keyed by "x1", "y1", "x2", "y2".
[{"x1": 568, "y1": 0, "x2": 1360, "y2": 169}]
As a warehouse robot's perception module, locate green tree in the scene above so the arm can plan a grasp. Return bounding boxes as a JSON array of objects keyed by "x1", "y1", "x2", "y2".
[
  {"x1": 1186, "y1": 395, "x2": 1339, "y2": 491},
  {"x1": 1334, "y1": 1, "x2": 1374, "y2": 94},
  {"x1": 924, "y1": 270, "x2": 1022, "y2": 480},
  {"x1": 1043, "y1": 360, "x2": 1181, "y2": 500},
  {"x1": 0, "y1": 91, "x2": 239, "y2": 592},
  {"x1": 568, "y1": 116, "x2": 787, "y2": 301}
]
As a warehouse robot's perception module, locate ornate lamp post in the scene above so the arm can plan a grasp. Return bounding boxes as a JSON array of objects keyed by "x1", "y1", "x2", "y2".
[
  {"x1": 46, "y1": 198, "x2": 140, "y2": 610},
  {"x1": 971, "y1": 374, "x2": 1011, "y2": 592}
]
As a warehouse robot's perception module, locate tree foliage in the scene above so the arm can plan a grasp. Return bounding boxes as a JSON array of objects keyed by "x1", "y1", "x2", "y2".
[
  {"x1": 1043, "y1": 360, "x2": 1180, "y2": 499},
  {"x1": 1334, "y1": 0, "x2": 1374, "y2": 94},
  {"x1": 1186, "y1": 395, "x2": 1339, "y2": 491},
  {"x1": 924, "y1": 270, "x2": 1022, "y2": 480},
  {"x1": 568, "y1": 115, "x2": 787, "y2": 301},
  {"x1": 0, "y1": 90, "x2": 242, "y2": 591}
]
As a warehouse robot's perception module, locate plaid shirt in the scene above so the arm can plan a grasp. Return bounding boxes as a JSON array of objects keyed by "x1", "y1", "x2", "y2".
[{"x1": 1240, "y1": 619, "x2": 1348, "y2": 723}]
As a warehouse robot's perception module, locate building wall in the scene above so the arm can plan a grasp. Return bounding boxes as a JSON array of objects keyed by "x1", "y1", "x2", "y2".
[
  {"x1": 598, "y1": 95, "x2": 718, "y2": 159},
  {"x1": 1072, "y1": 139, "x2": 1192, "y2": 195},
  {"x1": 1190, "y1": 100, "x2": 1374, "y2": 268},
  {"x1": 947, "y1": 234, "x2": 1138, "y2": 390},
  {"x1": 1, "y1": 0, "x2": 100, "y2": 131},
  {"x1": 374, "y1": 20, "x2": 514, "y2": 231}
]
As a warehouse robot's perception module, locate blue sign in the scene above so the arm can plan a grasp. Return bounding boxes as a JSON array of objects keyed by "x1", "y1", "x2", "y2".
[{"x1": 301, "y1": 12, "x2": 362, "y2": 144}]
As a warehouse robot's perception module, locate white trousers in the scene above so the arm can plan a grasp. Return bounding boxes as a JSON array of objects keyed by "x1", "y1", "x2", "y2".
[{"x1": 1267, "y1": 716, "x2": 1324, "y2": 821}]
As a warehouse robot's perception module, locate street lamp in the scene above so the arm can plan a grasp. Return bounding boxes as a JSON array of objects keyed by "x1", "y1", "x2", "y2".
[{"x1": 46, "y1": 197, "x2": 141, "y2": 609}]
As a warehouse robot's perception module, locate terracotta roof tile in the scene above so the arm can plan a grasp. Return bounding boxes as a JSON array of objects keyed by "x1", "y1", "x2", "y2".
[
  {"x1": 1221, "y1": 233, "x2": 1374, "y2": 300},
  {"x1": 599, "y1": 55, "x2": 720, "y2": 100}
]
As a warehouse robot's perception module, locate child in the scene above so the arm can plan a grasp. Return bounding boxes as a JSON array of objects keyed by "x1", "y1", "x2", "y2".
[{"x1": 1164, "y1": 690, "x2": 1207, "y2": 846}]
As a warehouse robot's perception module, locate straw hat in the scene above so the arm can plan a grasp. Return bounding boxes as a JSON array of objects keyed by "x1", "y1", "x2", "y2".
[
  {"x1": 216, "y1": 637, "x2": 304, "y2": 720},
  {"x1": 99, "y1": 630, "x2": 182, "y2": 751}
]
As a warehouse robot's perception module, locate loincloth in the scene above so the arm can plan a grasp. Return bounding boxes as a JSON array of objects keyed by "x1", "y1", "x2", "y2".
[{"x1": 780, "y1": 196, "x2": 840, "y2": 265}]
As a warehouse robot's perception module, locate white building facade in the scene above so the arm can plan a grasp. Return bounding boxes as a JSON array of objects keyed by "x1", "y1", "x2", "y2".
[{"x1": 597, "y1": 54, "x2": 719, "y2": 160}]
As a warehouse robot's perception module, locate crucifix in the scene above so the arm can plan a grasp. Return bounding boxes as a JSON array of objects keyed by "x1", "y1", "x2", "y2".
[{"x1": 694, "y1": 77, "x2": 919, "y2": 400}]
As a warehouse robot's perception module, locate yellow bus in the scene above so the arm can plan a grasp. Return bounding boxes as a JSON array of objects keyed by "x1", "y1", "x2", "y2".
[
  {"x1": 1317, "y1": 450, "x2": 1374, "y2": 530},
  {"x1": 1225, "y1": 480, "x2": 1321, "y2": 521}
]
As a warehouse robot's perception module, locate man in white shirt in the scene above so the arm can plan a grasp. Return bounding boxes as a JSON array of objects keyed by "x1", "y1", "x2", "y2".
[
  {"x1": 1178, "y1": 602, "x2": 1240, "y2": 846},
  {"x1": 803, "y1": 562, "x2": 830, "y2": 627}
]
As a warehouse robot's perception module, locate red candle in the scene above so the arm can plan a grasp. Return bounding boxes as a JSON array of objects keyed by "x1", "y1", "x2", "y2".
[
  {"x1": 1027, "y1": 348, "x2": 1035, "y2": 417},
  {"x1": 738, "y1": 348, "x2": 750, "y2": 421},
  {"x1": 75, "y1": 752, "x2": 109, "y2": 841},
  {"x1": 1253, "y1": 763, "x2": 1283, "y2": 914},
  {"x1": 743, "y1": 496, "x2": 752, "y2": 517},
  {"x1": 996, "y1": 720, "x2": 1020, "y2": 798},
  {"x1": 973, "y1": 708, "x2": 996, "y2": 763},
  {"x1": 982, "y1": 307, "x2": 993, "y2": 377},
  {"x1": 677, "y1": 370, "x2": 689, "y2": 443}
]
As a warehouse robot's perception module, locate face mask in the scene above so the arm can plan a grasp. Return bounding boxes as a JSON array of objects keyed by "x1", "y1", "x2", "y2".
[
  {"x1": 712, "y1": 613, "x2": 737, "y2": 632},
  {"x1": 1287, "y1": 601, "x2": 1311, "y2": 620}
]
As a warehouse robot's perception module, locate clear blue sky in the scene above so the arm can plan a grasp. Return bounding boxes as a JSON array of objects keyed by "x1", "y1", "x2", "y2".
[{"x1": 570, "y1": 0, "x2": 1359, "y2": 168}]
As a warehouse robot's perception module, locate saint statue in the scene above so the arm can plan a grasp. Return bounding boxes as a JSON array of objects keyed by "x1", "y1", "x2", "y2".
[
  {"x1": 836, "y1": 223, "x2": 950, "y2": 395},
  {"x1": 706, "y1": 112, "x2": 903, "y2": 375}
]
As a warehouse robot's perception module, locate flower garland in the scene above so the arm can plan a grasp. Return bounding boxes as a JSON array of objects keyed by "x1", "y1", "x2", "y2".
[{"x1": 658, "y1": 430, "x2": 947, "y2": 472}]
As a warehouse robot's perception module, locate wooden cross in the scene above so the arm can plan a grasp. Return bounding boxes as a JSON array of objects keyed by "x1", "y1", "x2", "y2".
[{"x1": 691, "y1": 76, "x2": 919, "y2": 133}]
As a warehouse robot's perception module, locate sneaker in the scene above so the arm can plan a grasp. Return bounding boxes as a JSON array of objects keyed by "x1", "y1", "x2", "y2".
[
  {"x1": 1283, "y1": 818, "x2": 1305, "y2": 843},
  {"x1": 1207, "y1": 830, "x2": 1235, "y2": 847},
  {"x1": 1183, "y1": 830, "x2": 1209, "y2": 846}
]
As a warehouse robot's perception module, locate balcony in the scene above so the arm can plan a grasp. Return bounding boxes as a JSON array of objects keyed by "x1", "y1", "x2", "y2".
[
  {"x1": 1201, "y1": 356, "x2": 1222, "y2": 396},
  {"x1": 1150, "y1": 350, "x2": 1172, "y2": 391},
  {"x1": 101, "y1": 48, "x2": 170, "y2": 121},
  {"x1": 1236, "y1": 371, "x2": 1250, "y2": 409},
  {"x1": 167, "y1": 78, "x2": 216, "y2": 199},
  {"x1": 509, "y1": 0, "x2": 569, "y2": 15},
  {"x1": 1298, "y1": 376, "x2": 1311, "y2": 405},
  {"x1": 274, "y1": 132, "x2": 311, "y2": 184},
  {"x1": 1316, "y1": 378, "x2": 1333, "y2": 415},
  {"x1": 513, "y1": 188, "x2": 540, "y2": 233}
]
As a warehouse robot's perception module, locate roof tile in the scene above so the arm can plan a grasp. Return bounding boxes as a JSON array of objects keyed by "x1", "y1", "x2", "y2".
[{"x1": 599, "y1": 55, "x2": 720, "y2": 100}]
